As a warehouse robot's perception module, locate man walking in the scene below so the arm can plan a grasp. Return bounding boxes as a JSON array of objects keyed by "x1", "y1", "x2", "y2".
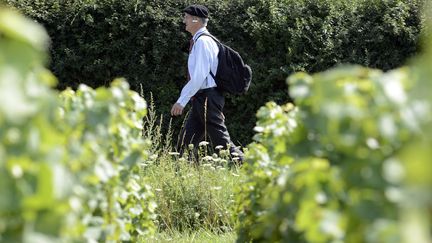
[{"x1": 170, "y1": 4, "x2": 244, "y2": 162}]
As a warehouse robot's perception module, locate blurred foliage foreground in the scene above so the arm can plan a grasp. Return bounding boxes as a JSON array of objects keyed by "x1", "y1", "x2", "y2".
[
  {"x1": 0, "y1": 8, "x2": 156, "y2": 242},
  {"x1": 235, "y1": 8, "x2": 432, "y2": 243}
]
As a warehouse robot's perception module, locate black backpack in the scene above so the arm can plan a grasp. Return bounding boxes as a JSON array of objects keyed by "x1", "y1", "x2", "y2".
[{"x1": 197, "y1": 33, "x2": 252, "y2": 95}]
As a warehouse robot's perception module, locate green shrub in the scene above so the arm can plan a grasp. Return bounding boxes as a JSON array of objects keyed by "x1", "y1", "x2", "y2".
[
  {"x1": 0, "y1": 7, "x2": 65, "y2": 242},
  {"x1": 0, "y1": 8, "x2": 156, "y2": 242},
  {"x1": 234, "y1": 36, "x2": 432, "y2": 242},
  {"x1": 58, "y1": 80, "x2": 157, "y2": 241},
  {"x1": 4, "y1": 0, "x2": 424, "y2": 145}
]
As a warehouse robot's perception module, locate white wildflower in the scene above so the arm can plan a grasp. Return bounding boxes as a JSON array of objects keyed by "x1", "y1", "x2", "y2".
[{"x1": 199, "y1": 141, "x2": 209, "y2": 146}]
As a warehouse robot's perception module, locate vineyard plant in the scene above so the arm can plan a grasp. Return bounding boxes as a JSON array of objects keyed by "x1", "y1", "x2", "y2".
[
  {"x1": 235, "y1": 14, "x2": 432, "y2": 243},
  {"x1": 0, "y1": 9, "x2": 156, "y2": 242}
]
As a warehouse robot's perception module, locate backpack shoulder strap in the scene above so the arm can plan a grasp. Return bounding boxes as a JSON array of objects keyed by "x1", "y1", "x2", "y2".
[
  {"x1": 196, "y1": 32, "x2": 220, "y2": 44},
  {"x1": 196, "y1": 33, "x2": 220, "y2": 79}
]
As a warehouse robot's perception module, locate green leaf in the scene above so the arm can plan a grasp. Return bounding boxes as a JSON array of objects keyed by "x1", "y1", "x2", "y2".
[{"x1": 0, "y1": 9, "x2": 49, "y2": 51}]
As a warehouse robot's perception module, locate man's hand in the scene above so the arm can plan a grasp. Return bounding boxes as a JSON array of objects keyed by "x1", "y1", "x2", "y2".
[{"x1": 171, "y1": 103, "x2": 184, "y2": 116}]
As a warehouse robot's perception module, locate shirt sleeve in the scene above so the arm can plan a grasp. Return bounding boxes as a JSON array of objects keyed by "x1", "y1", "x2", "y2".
[{"x1": 176, "y1": 38, "x2": 214, "y2": 107}]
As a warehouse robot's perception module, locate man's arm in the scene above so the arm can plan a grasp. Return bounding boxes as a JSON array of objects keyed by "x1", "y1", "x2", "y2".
[{"x1": 171, "y1": 39, "x2": 213, "y2": 116}]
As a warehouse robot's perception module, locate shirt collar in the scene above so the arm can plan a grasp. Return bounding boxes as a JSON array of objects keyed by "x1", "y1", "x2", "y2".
[{"x1": 193, "y1": 27, "x2": 208, "y2": 42}]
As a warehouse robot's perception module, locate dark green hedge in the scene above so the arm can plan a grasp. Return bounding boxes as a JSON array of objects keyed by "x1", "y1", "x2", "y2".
[{"x1": 5, "y1": 0, "x2": 424, "y2": 145}]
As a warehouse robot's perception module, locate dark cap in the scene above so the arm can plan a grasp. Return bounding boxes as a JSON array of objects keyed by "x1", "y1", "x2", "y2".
[{"x1": 183, "y1": 4, "x2": 209, "y2": 18}]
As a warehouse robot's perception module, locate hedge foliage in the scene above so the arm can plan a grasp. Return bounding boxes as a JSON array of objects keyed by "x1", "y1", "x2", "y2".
[{"x1": 4, "y1": 0, "x2": 424, "y2": 145}]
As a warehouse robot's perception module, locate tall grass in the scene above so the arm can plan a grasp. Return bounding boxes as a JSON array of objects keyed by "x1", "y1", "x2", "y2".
[
  {"x1": 147, "y1": 230, "x2": 236, "y2": 243},
  {"x1": 139, "y1": 91, "x2": 243, "y2": 237},
  {"x1": 144, "y1": 154, "x2": 241, "y2": 233},
  {"x1": 141, "y1": 92, "x2": 173, "y2": 156}
]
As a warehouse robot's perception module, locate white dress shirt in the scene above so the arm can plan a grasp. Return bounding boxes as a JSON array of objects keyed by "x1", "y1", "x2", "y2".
[{"x1": 176, "y1": 27, "x2": 219, "y2": 107}]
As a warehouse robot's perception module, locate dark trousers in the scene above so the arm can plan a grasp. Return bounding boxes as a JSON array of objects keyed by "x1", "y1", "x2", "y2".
[{"x1": 177, "y1": 88, "x2": 243, "y2": 161}]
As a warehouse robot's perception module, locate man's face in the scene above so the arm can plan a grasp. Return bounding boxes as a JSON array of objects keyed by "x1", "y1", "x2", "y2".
[{"x1": 183, "y1": 13, "x2": 197, "y2": 33}]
